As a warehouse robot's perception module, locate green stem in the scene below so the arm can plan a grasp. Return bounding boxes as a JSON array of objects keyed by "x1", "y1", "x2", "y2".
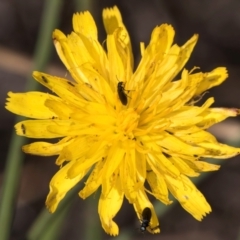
[
  {"x1": 0, "y1": 1, "x2": 63, "y2": 240},
  {"x1": 74, "y1": 0, "x2": 93, "y2": 11},
  {"x1": 83, "y1": 191, "x2": 102, "y2": 240}
]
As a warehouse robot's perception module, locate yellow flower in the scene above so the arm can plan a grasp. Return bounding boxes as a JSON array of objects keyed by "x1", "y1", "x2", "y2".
[{"x1": 5, "y1": 6, "x2": 240, "y2": 236}]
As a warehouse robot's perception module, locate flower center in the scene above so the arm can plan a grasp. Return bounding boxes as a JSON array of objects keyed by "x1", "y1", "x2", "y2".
[{"x1": 116, "y1": 108, "x2": 139, "y2": 140}]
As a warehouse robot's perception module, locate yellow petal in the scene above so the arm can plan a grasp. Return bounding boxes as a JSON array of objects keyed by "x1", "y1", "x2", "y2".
[
  {"x1": 103, "y1": 5, "x2": 133, "y2": 72},
  {"x1": 79, "y1": 158, "x2": 105, "y2": 199},
  {"x1": 46, "y1": 160, "x2": 88, "y2": 213},
  {"x1": 44, "y1": 98, "x2": 76, "y2": 119},
  {"x1": 135, "y1": 151, "x2": 146, "y2": 185},
  {"x1": 15, "y1": 120, "x2": 66, "y2": 138},
  {"x1": 157, "y1": 132, "x2": 205, "y2": 156},
  {"x1": 103, "y1": 6, "x2": 124, "y2": 34},
  {"x1": 134, "y1": 24, "x2": 175, "y2": 87},
  {"x1": 147, "y1": 152, "x2": 180, "y2": 178},
  {"x1": 165, "y1": 174, "x2": 211, "y2": 221},
  {"x1": 32, "y1": 72, "x2": 88, "y2": 108},
  {"x1": 174, "y1": 127, "x2": 217, "y2": 144},
  {"x1": 98, "y1": 177, "x2": 123, "y2": 236},
  {"x1": 147, "y1": 171, "x2": 172, "y2": 204},
  {"x1": 54, "y1": 30, "x2": 93, "y2": 79},
  {"x1": 5, "y1": 92, "x2": 58, "y2": 119},
  {"x1": 119, "y1": 153, "x2": 139, "y2": 203},
  {"x1": 199, "y1": 107, "x2": 240, "y2": 129},
  {"x1": 171, "y1": 34, "x2": 198, "y2": 80},
  {"x1": 73, "y1": 11, "x2": 97, "y2": 40},
  {"x1": 169, "y1": 156, "x2": 200, "y2": 177},
  {"x1": 169, "y1": 97, "x2": 214, "y2": 127},
  {"x1": 72, "y1": 13, "x2": 109, "y2": 80},
  {"x1": 195, "y1": 67, "x2": 228, "y2": 95},
  {"x1": 106, "y1": 29, "x2": 127, "y2": 85},
  {"x1": 67, "y1": 140, "x2": 108, "y2": 178},
  {"x1": 101, "y1": 144, "x2": 125, "y2": 196},
  {"x1": 52, "y1": 30, "x2": 70, "y2": 71},
  {"x1": 47, "y1": 121, "x2": 97, "y2": 136},
  {"x1": 199, "y1": 142, "x2": 240, "y2": 158},
  {"x1": 183, "y1": 159, "x2": 220, "y2": 172},
  {"x1": 55, "y1": 136, "x2": 90, "y2": 165},
  {"x1": 22, "y1": 137, "x2": 73, "y2": 156}
]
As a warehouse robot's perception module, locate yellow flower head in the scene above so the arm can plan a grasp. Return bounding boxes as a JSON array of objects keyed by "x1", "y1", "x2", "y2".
[{"x1": 5, "y1": 6, "x2": 240, "y2": 236}]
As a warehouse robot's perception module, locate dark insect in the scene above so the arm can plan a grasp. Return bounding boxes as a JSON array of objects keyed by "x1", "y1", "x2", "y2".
[
  {"x1": 140, "y1": 207, "x2": 152, "y2": 233},
  {"x1": 117, "y1": 81, "x2": 128, "y2": 105}
]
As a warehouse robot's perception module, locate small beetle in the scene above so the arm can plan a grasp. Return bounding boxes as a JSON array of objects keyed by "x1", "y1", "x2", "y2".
[
  {"x1": 140, "y1": 207, "x2": 151, "y2": 233},
  {"x1": 139, "y1": 207, "x2": 159, "y2": 233},
  {"x1": 117, "y1": 81, "x2": 128, "y2": 105}
]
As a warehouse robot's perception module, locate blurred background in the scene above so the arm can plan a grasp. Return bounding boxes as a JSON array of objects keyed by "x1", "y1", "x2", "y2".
[{"x1": 1, "y1": 0, "x2": 240, "y2": 239}]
